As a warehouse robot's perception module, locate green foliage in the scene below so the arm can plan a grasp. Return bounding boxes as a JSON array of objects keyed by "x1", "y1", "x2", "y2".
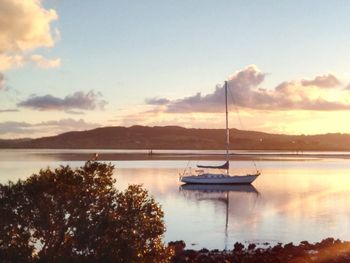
[{"x1": 0, "y1": 161, "x2": 173, "y2": 263}]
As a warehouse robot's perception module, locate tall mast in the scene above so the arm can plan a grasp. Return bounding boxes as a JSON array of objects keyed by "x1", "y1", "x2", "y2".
[
  {"x1": 224, "y1": 191, "x2": 229, "y2": 250},
  {"x1": 225, "y1": 81, "x2": 229, "y2": 173}
]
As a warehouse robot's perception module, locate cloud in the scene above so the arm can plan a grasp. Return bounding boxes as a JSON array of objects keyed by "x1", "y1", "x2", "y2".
[
  {"x1": 0, "y1": 0, "x2": 59, "y2": 72},
  {"x1": 0, "y1": 121, "x2": 32, "y2": 134},
  {"x1": 0, "y1": 54, "x2": 23, "y2": 71},
  {"x1": 145, "y1": 97, "x2": 170, "y2": 105},
  {"x1": 156, "y1": 65, "x2": 350, "y2": 112},
  {"x1": 65, "y1": 110, "x2": 85, "y2": 115},
  {"x1": 0, "y1": 72, "x2": 4, "y2": 89},
  {"x1": 166, "y1": 65, "x2": 267, "y2": 112},
  {"x1": 301, "y1": 74, "x2": 341, "y2": 88},
  {"x1": 0, "y1": 118, "x2": 100, "y2": 138},
  {"x1": 272, "y1": 80, "x2": 350, "y2": 110},
  {"x1": 0, "y1": 108, "x2": 19, "y2": 113},
  {"x1": 0, "y1": 0, "x2": 58, "y2": 52},
  {"x1": 18, "y1": 91, "x2": 108, "y2": 111},
  {"x1": 28, "y1": 55, "x2": 60, "y2": 69},
  {"x1": 40, "y1": 119, "x2": 99, "y2": 130},
  {"x1": 0, "y1": 54, "x2": 60, "y2": 71}
]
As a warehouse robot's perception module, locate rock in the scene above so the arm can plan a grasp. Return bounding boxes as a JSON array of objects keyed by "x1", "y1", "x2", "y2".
[
  {"x1": 169, "y1": 240, "x2": 186, "y2": 256},
  {"x1": 248, "y1": 243, "x2": 256, "y2": 250},
  {"x1": 233, "y1": 242, "x2": 245, "y2": 253},
  {"x1": 199, "y1": 248, "x2": 209, "y2": 253},
  {"x1": 170, "y1": 238, "x2": 350, "y2": 263}
]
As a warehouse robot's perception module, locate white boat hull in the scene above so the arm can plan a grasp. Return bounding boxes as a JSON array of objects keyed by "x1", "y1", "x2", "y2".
[{"x1": 180, "y1": 173, "x2": 259, "y2": 185}]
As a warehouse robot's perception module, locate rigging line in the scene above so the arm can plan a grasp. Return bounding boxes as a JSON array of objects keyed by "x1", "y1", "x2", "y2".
[
  {"x1": 227, "y1": 86, "x2": 260, "y2": 173},
  {"x1": 181, "y1": 160, "x2": 191, "y2": 176}
]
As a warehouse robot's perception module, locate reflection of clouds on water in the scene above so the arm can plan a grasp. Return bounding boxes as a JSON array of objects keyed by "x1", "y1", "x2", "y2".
[
  {"x1": 115, "y1": 168, "x2": 181, "y2": 197},
  {"x1": 3, "y1": 155, "x2": 350, "y2": 248},
  {"x1": 115, "y1": 166, "x2": 350, "y2": 235},
  {"x1": 257, "y1": 169, "x2": 350, "y2": 223}
]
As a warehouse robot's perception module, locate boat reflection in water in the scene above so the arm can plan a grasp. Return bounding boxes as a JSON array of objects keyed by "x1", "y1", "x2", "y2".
[
  {"x1": 180, "y1": 184, "x2": 260, "y2": 250},
  {"x1": 180, "y1": 184, "x2": 259, "y2": 194}
]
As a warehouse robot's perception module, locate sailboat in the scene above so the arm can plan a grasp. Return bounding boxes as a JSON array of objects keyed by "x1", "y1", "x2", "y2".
[{"x1": 180, "y1": 80, "x2": 260, "y2": 184}]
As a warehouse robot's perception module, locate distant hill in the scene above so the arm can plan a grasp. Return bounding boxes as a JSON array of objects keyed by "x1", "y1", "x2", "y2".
[
  {"x1": 1, "y1": 125, "x2": 350, "y2": 150},
  {"x1": 0, "y1": 138, "x2": 32, "y2": 148}
]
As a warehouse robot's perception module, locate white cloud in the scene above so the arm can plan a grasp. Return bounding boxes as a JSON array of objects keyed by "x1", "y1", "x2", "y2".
[
  {"x1": 29, "y1": 55, "x2": 61, "y2": 69},
  {"x1": 0, "y1": 0, "x2": 60, "y2": 83},
  {"x1": 0, "y1": 0, "x2": 58, "y2": 53},
  {"x1": 151, "y1": 65, "x2": 350, "y2": 112},
  {"x1": 0, "y1": 54, "x2": 60, "y2": 71},
  {"x1": 0, "y1": 54, "x2": 24, "y2": 71}
]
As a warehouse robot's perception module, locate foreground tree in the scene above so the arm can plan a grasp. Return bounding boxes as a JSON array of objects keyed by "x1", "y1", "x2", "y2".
[{"x1": 0, "y1": 161, "x2": 172, "y2": 263}]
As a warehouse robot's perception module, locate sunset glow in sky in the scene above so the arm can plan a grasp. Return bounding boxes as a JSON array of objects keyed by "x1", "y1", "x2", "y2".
[{"x1": 2, "y1": 0, "x2": 350, "y2": 138}]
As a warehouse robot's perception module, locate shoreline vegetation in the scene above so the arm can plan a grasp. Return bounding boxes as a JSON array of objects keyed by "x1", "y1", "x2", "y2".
[
  {"x1": 169, "y1": 238, "x2": 350, "y2": 263},
  {"x1": 3, "y1": 125, "x2": 350, "y2": 151}
]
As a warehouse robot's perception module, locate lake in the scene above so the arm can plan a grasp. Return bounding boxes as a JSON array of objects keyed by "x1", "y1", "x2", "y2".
[{"x1": 1, "y1": 149, "x2": 350, "y2": 249}]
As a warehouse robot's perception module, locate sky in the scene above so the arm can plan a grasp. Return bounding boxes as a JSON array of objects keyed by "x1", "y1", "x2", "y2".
[{"x1": 2, "y1": 0, "x2": 350, "y2": 138}]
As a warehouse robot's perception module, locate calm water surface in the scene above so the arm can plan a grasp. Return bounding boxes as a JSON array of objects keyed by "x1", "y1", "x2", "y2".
[{"x1": 1, "y1": 149, "x2": 350, "y2": 249}]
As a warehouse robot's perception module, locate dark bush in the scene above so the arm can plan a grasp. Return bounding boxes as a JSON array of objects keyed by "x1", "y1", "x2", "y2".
[{"x1": 0, "y1": 161, "x2": 173, "y2": 263}]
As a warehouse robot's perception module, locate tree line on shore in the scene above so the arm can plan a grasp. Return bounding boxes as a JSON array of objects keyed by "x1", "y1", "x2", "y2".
[{"x1": 2, "y1": 125, "x2": 350, "y2": 150}]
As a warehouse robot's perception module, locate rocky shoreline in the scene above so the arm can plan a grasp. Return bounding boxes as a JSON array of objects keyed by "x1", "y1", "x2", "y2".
[{"x1": 169, "y1": 238, "x2": 350, "y2": 263}]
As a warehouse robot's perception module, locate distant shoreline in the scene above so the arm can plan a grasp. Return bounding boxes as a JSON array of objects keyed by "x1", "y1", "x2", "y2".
[
  {"x1": 3, "y1": 125, "x2": 350, "y2": 151},
  {"x1": 2, "y1": 149, "x2": 350, "y2": 161}
]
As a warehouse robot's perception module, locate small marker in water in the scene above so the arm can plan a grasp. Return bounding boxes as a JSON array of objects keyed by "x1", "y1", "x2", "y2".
[{"x1": 91, "y1": 153, "x2": 99, "y2": 161}]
